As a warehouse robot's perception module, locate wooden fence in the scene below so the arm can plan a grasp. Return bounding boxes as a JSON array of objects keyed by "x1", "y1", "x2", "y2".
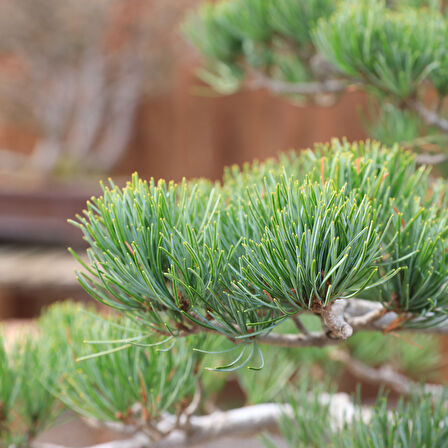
[{"x1": 120, "y1": 56, "x2": 368, "y2": 182}]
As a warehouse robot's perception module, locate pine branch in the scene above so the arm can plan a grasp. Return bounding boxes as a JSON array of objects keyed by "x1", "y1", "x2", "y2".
[
  {"x1": 32, "y1": 394, "x2": 371, "y2": 448},
  {"x1": 409, "y1": 100, "x2": 448, "y2": 133},
  {"x1": 291, "y1": 315, "x2": 309, "y2": 335},
  {"x1": 320, "y1": 299, "x2": 353, "y2": 339},
  {"x1": 345, "y1": 299, "x2": 448, "y2": 334},
  {"x1": 249, "y1": 75, "x2": 448, "y2": 139},
  {"x1": 257, "y1": 331, "x2": 341, "y2": 348},
  {"x1": 345, "y1": 301, "x2": 387, "y2": 328},
  {"x1": 249, "y1": 72, "x2": 349, "y2": 96},
  {"x1": 253, "y1": 299, "x2": 448, "y2": 348},
  {"x1": 331, "y1": 350, "x2": 443, "y2": 397},
  {"x1": 157, "y1": 298, "x2": 448, "y2": 349},
  {"x1": 414, "y1": 153, "x2": 448, "y2": 165}
]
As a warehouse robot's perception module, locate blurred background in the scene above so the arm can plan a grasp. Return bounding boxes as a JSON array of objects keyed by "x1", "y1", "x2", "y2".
[{"x1": 0, "y1": 0, "x2": 368, "y2": 320}]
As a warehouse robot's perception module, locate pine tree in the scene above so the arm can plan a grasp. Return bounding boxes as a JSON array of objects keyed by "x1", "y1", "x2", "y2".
[
  {"x1": 2, "y1": 1, "x2": 448, "y2": 447},
  {"x1": 2, "y1": 141, "x2": 448, "y2": 447},
  {"x1": 184, "y1": 0, "x2": 448, "y2": 163}
]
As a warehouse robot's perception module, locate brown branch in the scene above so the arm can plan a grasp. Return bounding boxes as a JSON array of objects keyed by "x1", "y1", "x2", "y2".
[
  {"x1": 292, "y1": 314, "x2": 309, "y2": 335},
  {"x1": 331, "y1": 350, "x2": 443, "y2": 397},
  {"x1": 172, "y1": 299, "x2": 448, "y2": 349}
]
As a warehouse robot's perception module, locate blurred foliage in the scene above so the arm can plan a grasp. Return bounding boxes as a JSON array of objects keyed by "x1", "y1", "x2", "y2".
[
  {"x1": 0, "y1": 300, "x2": 446, "y2": 446},
  {"x1": 314, "y1": 3, "x2": 445, "y2": 98},
  {"x1": 185, "y1": 0, "x2": 448, "y2": 153},
  {"x1": 363, "y1": 103, "x2": 421, "y2": 147},
  {"x1": 0, "y1": 332, "x2": 62, "y2": 447},
  {"x1": 263, "y1": 389, "x2": 448, "y2": 448}
]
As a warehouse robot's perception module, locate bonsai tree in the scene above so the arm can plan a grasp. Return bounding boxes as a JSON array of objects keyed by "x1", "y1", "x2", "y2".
[
  {"x1": 183, "y1": 0, "x2": 448, "y2": 164},
  {"x1": 2, "y1": 1, "x2": 448, "y2": 446},
  {"x1": 1, "y1": 140, "x2": 448, "y2": 447}
]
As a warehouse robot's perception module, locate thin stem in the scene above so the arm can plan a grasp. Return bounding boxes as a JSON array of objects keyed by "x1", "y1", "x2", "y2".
[{"x1": 292, "y1": 314, "x2": 309, "y2": 335}]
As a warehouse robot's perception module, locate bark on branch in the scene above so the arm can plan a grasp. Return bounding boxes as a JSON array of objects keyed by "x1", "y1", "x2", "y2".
[
  {"x1": 320, "y1": 299, "x2": 354, "y2": 339},
  {"x1": 253, "y1": 298, "x2": 448, "y2": 348},
  {"x1": 331, "y1": 350, "x2": 443, "y2": 397},
  {"x1": 409, "y1": 100, "x2": 448, "y2": 133},
  {"x1": 180, "y1": 298, "x2": 448, "y2": 349},
  {"x1": 33, "y1": 394, "x2": 371, "y2": 448}
]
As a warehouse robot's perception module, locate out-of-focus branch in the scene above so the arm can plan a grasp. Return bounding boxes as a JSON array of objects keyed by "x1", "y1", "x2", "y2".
[
  {"x1": 249, "y1": 72, "x2": 349, "y2": 96},
  {"x1": 331, "y1": 350, "x2": 443, "y2": 397},
  {"x1": 292, "y1": 314, "x2": 309, "y2": 335},
  {"x1": 171, "y1": 298, "x2": 448, "y2": 349},
  {"x1": 415, "y1": 153, "x2": 448, "y2": 165},
  {"x1": 249, "y1": 74, "x2": 448, "y2": 146},
  {"x1": 258, "y1": 330, "x2": 341, "y2": 348},
  {"x1": 33, "y1": 394, "x2": 372, "y2": 448},
  {"x1": 409, "y1": 100, "x2": 448, "y2": 133}
]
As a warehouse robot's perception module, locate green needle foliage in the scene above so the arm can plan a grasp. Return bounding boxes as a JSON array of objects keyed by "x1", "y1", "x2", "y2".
[
  {"x1": 263, "y1": 389, "x2": 448, "y2": 448},
  {"x1": 37, "y1": 302, "x2": 201, "y2": 424},
  {"x1": 71, "y1": 140, "x2": 448, "y2": 338},
  {"x1": 0, "y1": 302, "x2": 445, "y2": 446},
  {"x1": 314, "y1": 3, "x2": 445, "y2": 98},
  {"x1": 0, "y1": 332, "x2": 62, "y2": 448},
  {"x1": 58, "y1": 318, "x2": 198, "y2": 424},
  {"x1": 232, "y1": 179, "x2": 394, "y2": 312},
  {"x1": 183, "y1": 0, "x2": 335, "y2": 92},
  {"x1": 0, "y1": 335, "x2": 15, "y2": 444},
  {"x1": 184, "y1": 0, "x2": 448, "y2": 151},
  {"x1": 364, "y1": 103, "x2": 421, "y2": 147},
  {"x1": 0, "y1": 302, "x2": 205, "y2": 445}
]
